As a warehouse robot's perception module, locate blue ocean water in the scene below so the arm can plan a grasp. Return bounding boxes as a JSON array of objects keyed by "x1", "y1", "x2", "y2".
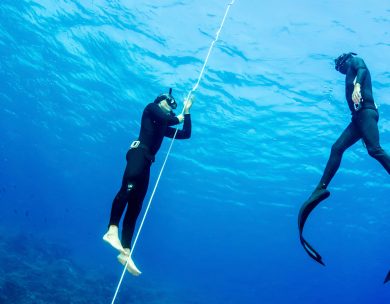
[{"x1": 1, "y1": 0, "x2": 390, "y2": 303}]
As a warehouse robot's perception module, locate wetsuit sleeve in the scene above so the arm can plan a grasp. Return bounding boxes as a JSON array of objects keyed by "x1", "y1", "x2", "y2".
[
  {"x1": 352, "y1": 57, "x2": 368, "y2": 85},
  {"x1": 165, "y1": 114, "x2": 191, "y2": 139},
  {"x1": 147, "y1": 103, "x2": 180, "y2": 126}
]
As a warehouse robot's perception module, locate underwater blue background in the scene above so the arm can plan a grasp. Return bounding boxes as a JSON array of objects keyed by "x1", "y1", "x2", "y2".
[{"x1": 1, "y1": 0, "x2": 390, "y2": 303}]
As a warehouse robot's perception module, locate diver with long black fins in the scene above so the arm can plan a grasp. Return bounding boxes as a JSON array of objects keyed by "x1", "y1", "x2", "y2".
[
  {"x1": 298, "y1": 53, "x2": 390, "y2": 276},
  {"x1": 103, "y1": 89, "x2": 194, "y2": 276}
]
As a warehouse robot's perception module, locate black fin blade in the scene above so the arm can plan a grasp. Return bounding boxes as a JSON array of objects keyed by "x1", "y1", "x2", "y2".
[
  {"x1": 384, "y1": 271, "x2": 390, "y2": 284},
  {"x1": 300, "y1": 236, "x2": 325, "y2": 266},
  {"x1": 298, "y1": 189, "x2": 330, "y2": 232},
  {"x1": 298, "y1": 189, "x2": 330, "y2": 265}
]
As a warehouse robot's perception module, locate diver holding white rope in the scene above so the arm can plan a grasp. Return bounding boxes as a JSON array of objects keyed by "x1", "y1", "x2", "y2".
[
  {"x1": 106, "y1": 3, "x2": 234, "y2": 301},
  {"x1": 103, "y1": 89, "x2": 194, "y2": 275}
]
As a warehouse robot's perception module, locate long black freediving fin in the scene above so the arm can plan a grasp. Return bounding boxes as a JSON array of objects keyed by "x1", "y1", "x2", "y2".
[
  {"x1": 384, "y1": 271, "x2": 390, "y2": 284},
  {"x1": 298, "y1": 188, "x2": 330, "y2": 266}
]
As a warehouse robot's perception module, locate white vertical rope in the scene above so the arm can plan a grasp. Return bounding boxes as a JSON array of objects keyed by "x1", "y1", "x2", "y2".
[{"x1": 111, "y1": 1, "x2": 235, "y2": 303}]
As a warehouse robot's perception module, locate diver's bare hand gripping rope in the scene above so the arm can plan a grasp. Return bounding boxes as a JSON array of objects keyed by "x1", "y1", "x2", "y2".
[{"x1": 111, "y1": 1, "x2": 235, "y2": 302}]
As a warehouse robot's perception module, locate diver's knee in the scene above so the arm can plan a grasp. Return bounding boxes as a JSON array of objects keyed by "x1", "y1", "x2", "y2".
[
  {"x1": 367, "y1": 146, "x2": 383, "y2": 158},
  {"x1": 115, "y1": 190, "x2": 127, "y2": 202},
  {"x1": 115, "y1": 182, "x2": 134, "y2": 201},
  {"x1": 330, "y1": 143, "x2": 344, "y2": 156}
]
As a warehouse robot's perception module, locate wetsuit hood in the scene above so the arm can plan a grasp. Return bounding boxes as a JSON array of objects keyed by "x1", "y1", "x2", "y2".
[
  {"x1": 334, "y1": 52, "x2": 357, "y2": 74},
  {"x1": 153, "y1": 88, "x2": 177, "y2": 109}
]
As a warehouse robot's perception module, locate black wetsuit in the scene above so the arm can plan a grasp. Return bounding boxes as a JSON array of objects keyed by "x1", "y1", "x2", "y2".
[
  {"x1": 108, "y1": 103, "x2": 191, "y2": 249},
  {"x1": 319, "y1": 57, "x2": 390, "y2": 187},
  {"x1": 298, "y1": 57, "x2": 390, "y2": 267}
]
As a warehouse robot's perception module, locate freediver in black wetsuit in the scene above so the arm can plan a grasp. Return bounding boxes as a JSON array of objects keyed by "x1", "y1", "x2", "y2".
[
  {"x1": 103, "y1": 89, "x2": 193, "y2": 275},
  {"x1": 298, "y1": 53, "x2": 390, "y2": 280}
]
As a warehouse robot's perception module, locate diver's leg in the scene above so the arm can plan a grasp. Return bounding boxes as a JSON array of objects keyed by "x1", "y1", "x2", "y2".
[
  {"x1": 107, "y1": 183, "x2": 131, "y2": 226},
  {"x1": 103, "y1": 182, "x2": 129, "y2": 253},
  {"x1": 298, "y1": 122, "x2": 361, "y2": 264},
  {"x1": 104, "y1": 148, "x2": 147, "y2": 253},
  {"x1": 121, "y1": 172, "x2": 149, "y2": 249},
  {"x1": 303, "y1": 121, "x2": 361, "y2": 216},
  {"x1": 119, "y1": 169, "x2": 150, "y2": 276},
  {"x1": 319, "y1": 122, "x2": 361, "y2": 188},
  {"x1": 104, "y1": 153, "x2": 140, "y2": 253},
  {"x1": 358, "y1": 109, "x2": 390, "y2": 174},
  {"x1": 357, "y1": 109, "x2": 390, "y2": 284}
]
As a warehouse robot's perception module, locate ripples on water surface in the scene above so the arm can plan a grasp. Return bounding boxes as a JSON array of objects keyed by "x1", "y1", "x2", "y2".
[{"x1": 0, "y1": 1, "x2": 390, "y2": 303}]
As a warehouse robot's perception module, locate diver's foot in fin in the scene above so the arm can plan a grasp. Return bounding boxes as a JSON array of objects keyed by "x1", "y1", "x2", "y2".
[
  {"x1": 298, "y1": 184, "x2": 330, "y2": 266},
  {"x1": 384, "y1": 271, "x2": 390, "y2": 284},
  {"x1": 103, "y1": 225, "x2": 125, "y2": 254},
  {"x1": 298, "y1": 186, "x2": 331, "y2": 231},
  {"x1": 117, "y1": 249, "x2": 141, "y2": 276}
]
